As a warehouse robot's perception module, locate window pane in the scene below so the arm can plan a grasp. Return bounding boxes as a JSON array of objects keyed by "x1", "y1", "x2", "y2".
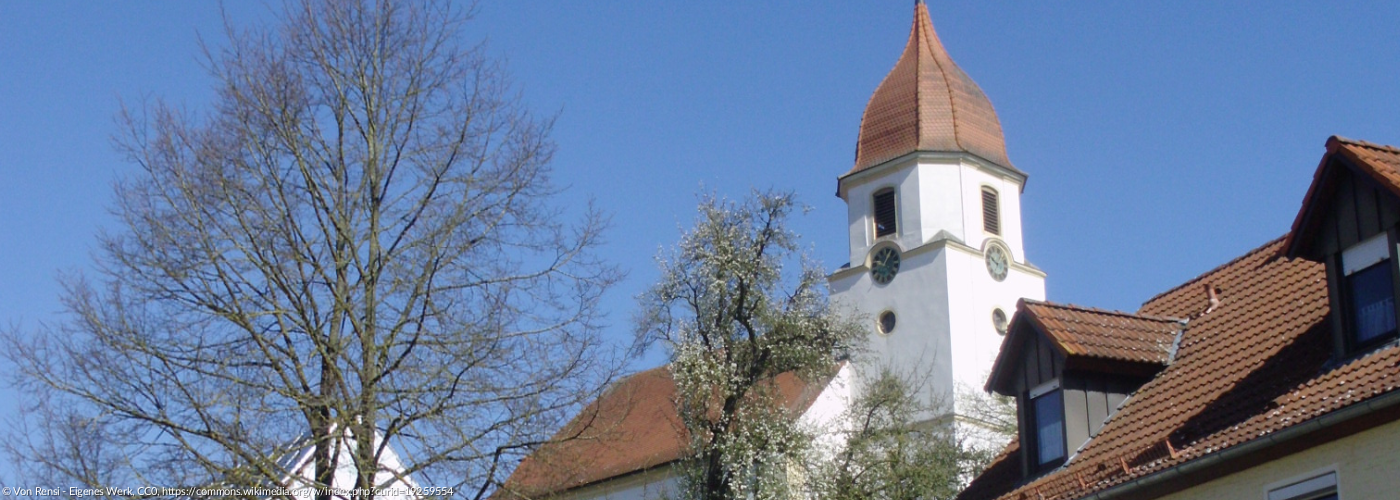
[
  {"x1": 1268, "y1": 472, "x2": 1337, "y2": 500},
  {"x1": 1348, "y1": 261, "x2": 1396, "y2": 345},
  {"x1": 1034, "y1": 390, "x2": 1065, "y2": 464}
]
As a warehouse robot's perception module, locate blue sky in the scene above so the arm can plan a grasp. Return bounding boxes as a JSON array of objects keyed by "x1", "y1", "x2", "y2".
[{"x1": 1, "y1": 0, "x2": 1399, "y2": 483}]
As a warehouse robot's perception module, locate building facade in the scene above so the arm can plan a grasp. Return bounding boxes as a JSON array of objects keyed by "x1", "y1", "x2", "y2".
[
  {"x1": 827, "y1": 0, "x2": 1044, "y2": 434},
  {"x1": 501, "y1": 2, "x2": 1042, "y2": 499},
  {"x1": 957, "y1": 137, "x2": 1400, "y2": 500}
]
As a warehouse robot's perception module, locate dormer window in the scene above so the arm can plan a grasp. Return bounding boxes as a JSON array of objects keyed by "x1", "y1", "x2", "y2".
[
  {"x1": 1342, "y1": 233, "x2": 1397, "y2": 350},
  {"x1": 981, "y1": 187, "x2": 1000, "y2": 235},
  {"x1": 1029, "y1": 380, "x2": 1065, "y2": 469},
  {"x1": 985, "y1": 301, "x2": 1177, "y2": 479},
  {"x1": 1282, "y1": 139, "x2": 1400, "y2": 359},
  {"x1": 873, "y1": 188, "x2": 897, "y2": 238}
]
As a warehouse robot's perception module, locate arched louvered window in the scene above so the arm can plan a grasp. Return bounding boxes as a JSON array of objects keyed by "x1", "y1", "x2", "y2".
[
  {"x1": 873, "y1": 189, "x2": 896, "y2": 238},
  {"x1": 982, "y1": 187, "x2": 1001, "y2": 235}
]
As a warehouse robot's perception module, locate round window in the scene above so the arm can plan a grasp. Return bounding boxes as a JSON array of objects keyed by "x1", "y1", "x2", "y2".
[
  {"x1": 992, "y1": 308, "x2": 1008, "y2": 335},
  {"x1": 878, "y1": 311, "x2": 897, "y2": 334}
]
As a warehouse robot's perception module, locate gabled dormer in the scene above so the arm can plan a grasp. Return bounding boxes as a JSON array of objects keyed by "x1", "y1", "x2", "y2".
[
  {"x1": 985, "y1": 300, "x2": 1182, "y2": 478},
  {"x1": 1284, "y1": 136, "x2": 1400, "y2": 360}
]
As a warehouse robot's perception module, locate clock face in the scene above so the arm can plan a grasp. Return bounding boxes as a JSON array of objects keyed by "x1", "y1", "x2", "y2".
[
  {"x1": 985, "y1": 244, "x2": 1009, "y2": 282},
  {"x1": 870, "y1": 246, "x2": 901, "y2": 285}
]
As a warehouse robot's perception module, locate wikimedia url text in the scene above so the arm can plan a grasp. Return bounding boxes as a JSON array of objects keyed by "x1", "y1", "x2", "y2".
[{"x1": 0, "y1": 486, "x2": 455, "y2": 497}]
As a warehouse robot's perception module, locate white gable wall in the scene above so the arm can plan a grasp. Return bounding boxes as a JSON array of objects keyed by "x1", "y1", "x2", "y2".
[{"x1": 800, "y1": 359, "x2": 858, "y2": 454}]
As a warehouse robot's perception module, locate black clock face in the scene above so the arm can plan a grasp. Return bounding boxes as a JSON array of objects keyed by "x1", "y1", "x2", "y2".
[
  {"x1": 986, "y1": 244, "x2": 1009, "y2": 282},
  {"x1": 871, "y1": 247, "x2": 901, "y2": 285}
]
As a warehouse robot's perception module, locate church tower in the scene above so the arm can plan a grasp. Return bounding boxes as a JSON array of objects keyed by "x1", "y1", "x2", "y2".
[{"x1": 828, "y1": 1, "x2": 1046, "y2": 423}]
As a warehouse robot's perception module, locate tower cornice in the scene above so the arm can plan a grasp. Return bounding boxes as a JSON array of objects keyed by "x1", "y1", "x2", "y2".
[{"x1": 836, "y1": 150, "x2": 1027, "y2": 200}]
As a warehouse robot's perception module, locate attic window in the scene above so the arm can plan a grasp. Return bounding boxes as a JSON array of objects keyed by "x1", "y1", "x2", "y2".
[
  {"x1": 873, "y1": 189, "x2": 897, "y2": 238},
  {"x1": 1342, "y1": 233, "x2": 1397, "y2": 350},
  {"x1": 1029, "y1": 380, "x2": 1065, "y2": 468},
  {"x1": 981, "y1": 187, "x2": 1000, "y2": 235},
  {"x1": 1347, "y1": 263, "x2": 1396, "y2": 348}
]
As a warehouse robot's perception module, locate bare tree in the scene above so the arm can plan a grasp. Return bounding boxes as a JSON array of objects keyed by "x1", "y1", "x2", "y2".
[
  {"x1": 634, "y1": 191, "x2": 864, "y2": 500},
  {"x1": 4, "y1": 2, "x2": 620, "y2": 499}
]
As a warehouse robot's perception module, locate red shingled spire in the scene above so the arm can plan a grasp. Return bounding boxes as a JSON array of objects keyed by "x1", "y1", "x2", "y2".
[{"x1": 849, "y1": 2, "x2": 1013, "y2": 177}]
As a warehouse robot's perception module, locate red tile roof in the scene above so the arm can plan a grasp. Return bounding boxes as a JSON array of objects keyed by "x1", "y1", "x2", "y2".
[
  {"x1": 499, "y1": 366, "x2": 831, "y2": 498},
  {"x1": 959, "y1": 235, "x2": 1400, "y2": 500},
  {"x1": 1286, "y1": 136, "x2": 1400, "y2": 257},
  {"x1": 847, "y1": 2, "x2": 1013, "y2": 179},
  {"x1": 1023, "y1": 300, "x2": 1181, "y2": 365},
  {"x1": 1333, "y1": 136, "x2": 1400, "y2": 195},
  {"x1": 986, "y1": 301, "x2": 1182, "y2": 394}
]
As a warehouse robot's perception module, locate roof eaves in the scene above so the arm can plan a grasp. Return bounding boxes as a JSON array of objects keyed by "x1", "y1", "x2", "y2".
[
  {"x1": 1282, "y1": 137, "x2": 1345, "y2": 258},
  {"x1": 532, "y1": 459, "x2": 683, "y2": 500},
  {"x1": 1072, "y1": 384, "x2": 1400, "y2": 500}
]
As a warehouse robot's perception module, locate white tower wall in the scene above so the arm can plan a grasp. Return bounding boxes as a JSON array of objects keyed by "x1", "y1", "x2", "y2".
[{"x1": 831, "y1": 152, "x2": 1045, "y2": 422}]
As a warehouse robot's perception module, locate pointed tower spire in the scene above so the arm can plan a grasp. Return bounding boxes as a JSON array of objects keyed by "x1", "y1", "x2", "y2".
[{"x1": 849, "y1": 3, "x2": 1013, "y2": 177}]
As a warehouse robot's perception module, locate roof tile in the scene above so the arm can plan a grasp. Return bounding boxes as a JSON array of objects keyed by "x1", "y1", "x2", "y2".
[
  {"x1": 499, "y1": 367, "x2": 829, "y2": 498},
  {"x1": 1021, "y1": 300, "x2": 1181, "y2": 365},
  {"x1": 849, "y1": 3, "x2": 1012, "y2": 177},
  {"x1": 960, "y1": 236, "x2": 1400, "y2": 500}
]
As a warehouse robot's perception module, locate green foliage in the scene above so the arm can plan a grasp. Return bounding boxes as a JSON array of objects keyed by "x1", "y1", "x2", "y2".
[{"x1": 809, "y1": 372, "x2": 996, "y2": 500}]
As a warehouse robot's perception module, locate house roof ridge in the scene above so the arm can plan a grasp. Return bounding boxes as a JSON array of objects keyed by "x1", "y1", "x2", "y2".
[
  {"x1": 1332, "y1": 135, "x2": 1400, "y2": 155},
  {"x1": 1023, "y1": 299, "x2": 1182, "y2": 324},
  {"x1": 1138, "y1": 234, "x2": 1289, "y2": 309}
]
